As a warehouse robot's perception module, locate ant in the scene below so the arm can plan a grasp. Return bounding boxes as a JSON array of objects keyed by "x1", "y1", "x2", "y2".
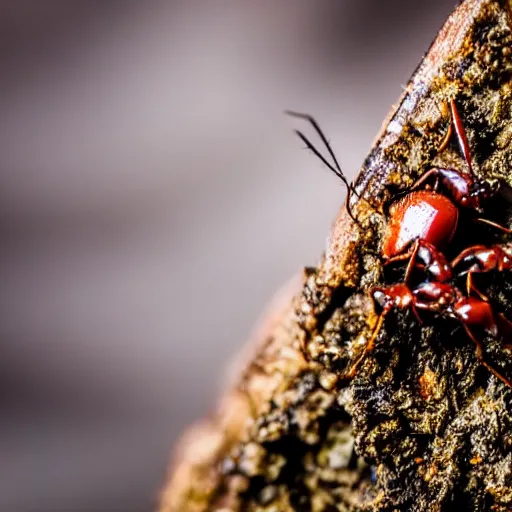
[
  {"x1": 288, "y1": 101, "x2": 512, "y2": 388},
  {"x1": 345, "y1": 280, "x2": 512, "y2": 388},
  {"x1": 452, "y1": 243, "x2": 512, "y2": 300},
  {"x1": 383, "y1": 241, "x2": 512, "y2": 309},
  {"x1": 382, "y1": 99, "x2": 510, "y2": 283},
  {"x1": 347, "y1": 100, "x2": 512, "y2": 383},
  {"x1": 288, "y1": 101, "x2": 510, "y2": 285}
]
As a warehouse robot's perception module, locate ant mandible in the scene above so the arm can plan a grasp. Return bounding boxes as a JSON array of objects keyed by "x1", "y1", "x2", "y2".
[{"x1": 345, "y1": 280, "x2": 512, "y2": 388}]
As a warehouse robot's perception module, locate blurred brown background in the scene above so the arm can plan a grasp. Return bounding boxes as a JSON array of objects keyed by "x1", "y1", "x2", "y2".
[{"x1": 0, "y1": 1, "x2": 457, "y2": 510}]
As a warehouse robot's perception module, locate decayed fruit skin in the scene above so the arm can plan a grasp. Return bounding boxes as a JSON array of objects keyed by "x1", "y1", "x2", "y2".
[{"x1": 159, "y1": 1, "x2": 512, "y2": 511}]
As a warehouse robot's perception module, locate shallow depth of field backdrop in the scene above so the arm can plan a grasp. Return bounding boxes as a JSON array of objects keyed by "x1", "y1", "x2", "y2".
[{"x1": 1, "y1": 1, "x2": 458, "y2": 510}]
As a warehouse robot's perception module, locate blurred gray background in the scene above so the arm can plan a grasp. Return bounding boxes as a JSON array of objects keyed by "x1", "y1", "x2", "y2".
[{"x1": 0, "y1": 1, "x2": 457, "y2": 510}]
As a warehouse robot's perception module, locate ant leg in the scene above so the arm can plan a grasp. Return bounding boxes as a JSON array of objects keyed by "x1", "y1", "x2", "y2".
[
  {"x1": 466, "y1": 272, "x2": 489, "y2": 301},
  {"x1": 384, "y1": 245, "x2": 419, "y2": 285},
  {"x1": 410, "y1": 100, "x2": 471, "y2": 192},
  {"x1": 452, "y1": 245, "x2": 490, "y2": 299},
  {"x1": 463, "y1": 324, "x2": 512, "y2": 388},
  {"x1": 437, "y1": 107, "x2": 453, "y2": 154},
  {"x1": 345, "y1": 305, "x2": 390, "y2": 379},
  {"x1": 474, "y1": 218, "x2": 512, "y2": 234},
  {"x1": 384, "y1": 250, "x2": 413, "y2": 266},
  {"x1": 410, "y1": 168, "x2": 441, "y2": 192},
  {"x1": 404, "y1": 239, "x2": 421, "y2": 284},
  {"x1": 497, "y1": 313, "x2": 512, "y2": 349},
  {"x1": 386, "y1": 240, "x2": 447, "y2": 284},
  {"x1": 449, "y1": 99, "x2": 474, "y2": 176},
  {"x1": 384, "y1": 239, "x2": 420, "y2": 284},
  {"x1": 451, "y1": 245, "x2": 488, "y2": 267},
  {"x1": 412, "y1": 304, "x2": 424, "y2": 325},
  {"x1": 384, "y1": 248, "x2": 415, "y2": 277}
]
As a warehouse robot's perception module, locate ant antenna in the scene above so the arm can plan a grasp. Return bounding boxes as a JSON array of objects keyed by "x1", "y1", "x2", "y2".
[
  {"x1": 448, "y1": 99, "x2": 475, "y2": 177},
  {"x1": 286, "y1": 110, "x2": 362, "y2": 227}
]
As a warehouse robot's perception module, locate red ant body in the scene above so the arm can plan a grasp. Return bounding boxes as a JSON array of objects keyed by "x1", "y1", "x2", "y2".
[
  {"x1": 382, "y1": 99, "x2": 509, "y2": 280},
  {"x1": 383, "y1": 190, "x2": 459, "y2": 260},
  {"x1": 401, "y1": 240, "x2": 453, "y2": 284},
  {"x1": 288, "y1": 100, "x2": 506, "y2": 247},
  {"x1": 382, "y1": 193, "x2": 458, "y2": 282},
  {"x1": 347, "y1": 101, "x2": 512, "y2": 386},
  {"x1": 401, "y1": 242, "x2": 512, "y2": 298},
  {"x1": 452, "y1": 243, "x2": 512, "y2": 299},
  {"x1": 346, "y1": 281, "x2": 512, "y2": 387},
  {"x1": 288, "y1": 101, "x2": 512, "y2": 388}
]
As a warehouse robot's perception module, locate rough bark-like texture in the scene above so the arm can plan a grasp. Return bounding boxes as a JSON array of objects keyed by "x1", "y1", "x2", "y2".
[{"x1": 159, "y1": 1, "x2": 512, "y2": 510}]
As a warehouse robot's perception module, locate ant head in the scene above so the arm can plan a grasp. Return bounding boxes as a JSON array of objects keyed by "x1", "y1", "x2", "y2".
[
  {"x1": 464, "y1": 179, "x2": 499, "y2": 214},
  {"x1": 372, "y1": 284, "x2": 411, "y2": 309}
]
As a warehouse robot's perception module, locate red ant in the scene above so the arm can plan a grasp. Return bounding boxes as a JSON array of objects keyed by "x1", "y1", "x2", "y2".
[
  {"x1": 384, "y1": 238, "x2": 511, "y2": 293},
  {"x1": 382, "y1": 99, "x2": 510, "y2": 283},
  {"x1": 288, "y1": 101, "x2": 509, "y2": 283},
  {"x1": 346, "y1": 280, "x2": 512, "y2": 388},
  {"x1": 397, "y1": 241, "x2": 512, "y2": 301},
  {"x1": 288, "y1": 103, "x2": 512, "y2": 387},
  {"x1": 452, "y1": 243, "x2": 512, "y2": 300},
  {"x1": 347, "y1": 101, "x2": 512, "y2": 384}
]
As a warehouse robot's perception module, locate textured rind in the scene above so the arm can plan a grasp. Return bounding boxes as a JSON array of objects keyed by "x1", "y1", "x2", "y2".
[{"x1": 158, "y1": 1, "x2": 512, "y2": 510}]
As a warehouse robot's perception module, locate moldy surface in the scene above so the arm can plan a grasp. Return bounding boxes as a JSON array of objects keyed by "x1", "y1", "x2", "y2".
[{"x1": 159, "y1": 1, "x2": 512, "y2": 510}]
